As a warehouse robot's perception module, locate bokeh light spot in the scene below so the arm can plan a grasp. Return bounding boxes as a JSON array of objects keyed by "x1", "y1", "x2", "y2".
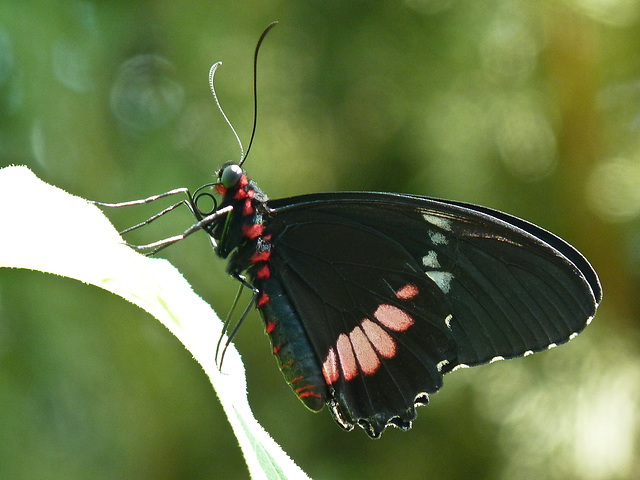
[
  {"x1": 586, "y1": 157, "x2": 640, "y2": 222},
  {"x1": 110, "y1": 55, "x2": 185, "y2": 133}
]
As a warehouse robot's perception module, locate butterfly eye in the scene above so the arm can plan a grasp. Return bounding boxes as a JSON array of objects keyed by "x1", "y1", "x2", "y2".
[{"x1": 220, "y1": 164, "x2": 243, "y2": 188}]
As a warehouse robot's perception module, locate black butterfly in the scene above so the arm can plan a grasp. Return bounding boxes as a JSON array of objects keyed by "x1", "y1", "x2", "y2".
[
  {"x1": 203, "y1": 164, "x2": 601, "y2": 438},
  {"x1": 98, "y1": 24, "x2": 601, "y2": 439}
]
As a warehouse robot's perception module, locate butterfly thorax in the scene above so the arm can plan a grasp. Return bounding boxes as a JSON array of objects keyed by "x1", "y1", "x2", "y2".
[{"x1": 208, "y1": 170, "x2": 270, "y2": 273}]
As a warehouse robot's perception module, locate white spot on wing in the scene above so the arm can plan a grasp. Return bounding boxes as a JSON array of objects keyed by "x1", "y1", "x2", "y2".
[
  {"x1": 423, "y1": 213, "x2": 452, "y2": 231},
  {"x1": 569, "y1": 332, "x2": 578, "y2": 341},
  {"x1": 450, "y1": 363, "x2": 469, "y2": 372},
  {"x1": 524, "y1": 350, "x2": 534, "y2": 357},
  {"x1": 444, "y1": 314, "x2": 453, "y2": 329},
  {"x1": 426, "y1": 271, "x2": 454, "y2": 294},
  {"x1": 547, "y1": 343, "x2": 558, "y2": 350},
  {"x1": 490, "y1": 355, "x2": 505, "y2": 363},
  {"x1": 437, "y1": 359, "x2": 449, "y2": 372},
  {"x1": 422, "y1": 251, "x2": 440, "y2": 268},
  {"x1": 414, "y1": 393, "x2": 429, "y2": 407},
  {"x1": 429, "y1": 231, "x2": 448, "y2": 246}
]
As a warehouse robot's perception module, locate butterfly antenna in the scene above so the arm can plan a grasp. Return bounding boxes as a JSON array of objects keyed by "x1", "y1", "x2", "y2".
[
  {"x1": 240, "y1": 20, "x2": 278, "y2": 167},
  {"x1": 209, "y1": 62, "x2": 245, "y2": 164}
]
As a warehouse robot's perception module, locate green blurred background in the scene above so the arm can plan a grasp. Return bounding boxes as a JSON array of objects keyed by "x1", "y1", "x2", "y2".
[{"x1": 1, "y1": 1, "x2": 638, "y2": 479}]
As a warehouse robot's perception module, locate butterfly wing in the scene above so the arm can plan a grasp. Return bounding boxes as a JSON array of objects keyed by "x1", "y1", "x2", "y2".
[{"x1": 264, "y1": 192, "x2": 601, "y2": 437}]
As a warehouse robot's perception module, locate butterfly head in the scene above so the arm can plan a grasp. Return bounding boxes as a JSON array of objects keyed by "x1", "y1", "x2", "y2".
[
  {"x1": 212, "y1": 162, "x2": 250, "y2": 199},
  {"x1": 218, "y1": 163, "x2": 244, "y2": 189}
]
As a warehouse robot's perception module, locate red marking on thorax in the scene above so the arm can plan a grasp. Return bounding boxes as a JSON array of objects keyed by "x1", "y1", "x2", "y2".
[
  {"x1": 250, "y1": 250, "x2": 271, "y2": 263},
  {"x1": 214, "y1": 184, "x2": 226, "y2": 195},
  {"x1": 242, "y1": 223, "x2": 264, "y2": 239},
  {"x1": 396, "y1": 283, "x2": 419, "y2": 300},
  {"x1": 243, "y1": 199, "x2": 253, "y2": 216},
  {"x1": 233, "y1": 175, "x2": 253, "y2": 200},
  {"x1": 256, "y1": 265, "x2": 270, "y2": 279}
]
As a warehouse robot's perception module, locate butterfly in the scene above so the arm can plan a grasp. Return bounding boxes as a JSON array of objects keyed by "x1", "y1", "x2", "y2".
[
  {"x1": 98, "y1": 23, "x2": 601, "y2": 438},
  {"x1": 202, "y1": 163, "x2": 601, "y2": 439}
]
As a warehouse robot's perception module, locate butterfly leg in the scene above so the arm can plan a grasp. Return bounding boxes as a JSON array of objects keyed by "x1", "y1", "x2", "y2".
[
  {"x1": 125, "y1": 205, "x2": 234, "y2": 256},
  {"x1": 119, "y1": 201, "x2": 192, "y2": 235},
  {"x1": 90, "y1": 188, "x2": 195, "y2": 234},
  {"x1": 215, "y1": 274, "x2": 260, "y2": 370},
  {"x1": 215, "y1": 281, "x2": 244, "y2": 364},
  {"x1": 92, "y1": 187, "x2": 233, "y2": 255}
]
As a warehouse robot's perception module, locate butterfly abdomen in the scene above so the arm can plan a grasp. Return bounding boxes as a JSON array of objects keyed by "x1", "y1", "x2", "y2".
[{"x1": 257, "y1": 277, "x2": 328, "y2": 412}]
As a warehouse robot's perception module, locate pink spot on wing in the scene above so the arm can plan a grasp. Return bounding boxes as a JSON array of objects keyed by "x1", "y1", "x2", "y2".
[
  {"x1": 349, "y1": 326, "x2": 380, "y2": 375},
  {"x1": 322, "y1": 347, "x2": 339, "y2": 384},
  {"x1": 374, "y1": 304, "x2": 414, "y2": 331},
  {"x1": 336, "y1": 334, "x2": 357, "y2": 381},
  {"x1": 396, "y1": 283, "x2": 419, "y2": 300},
  {"x1": 361, "y1": 319, "x2": 396, "y2": 358}
]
